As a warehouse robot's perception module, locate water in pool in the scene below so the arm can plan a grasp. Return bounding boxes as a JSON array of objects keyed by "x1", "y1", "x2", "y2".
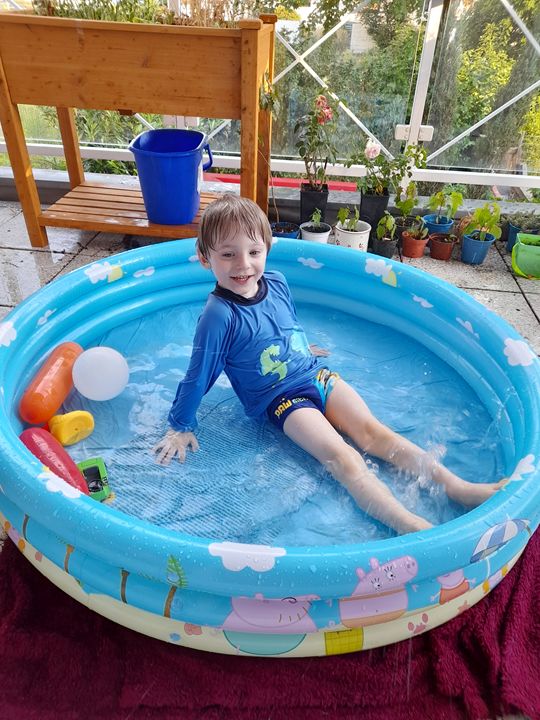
[{"x1": 63, "y1": 301, "x2": 505, "y2": 545}]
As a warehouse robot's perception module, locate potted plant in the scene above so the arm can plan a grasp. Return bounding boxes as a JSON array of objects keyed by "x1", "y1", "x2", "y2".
[
  {"x1": 270, "y1": 221, "x2": 300, "y2": 239},
  {"x1": 423, "y1": 189, "x2": 463, "y2": 235},
  {"x1": 504, "y1": 212, "x2": 540, "y2": 252},
  {"x1": 394, "y1": 182, "x2": 419, "y2": 240},
  {"x1": 300, "y1": 208, "x2": 332, "y2": 243},
  {"x1": 401, "y1": 216, "x2": 429, "y2": 258},
  {"x1": 294, "y1": 94, "x2": 338, "y2": 224},
  {"x1": 346, "y1": 142, "x2": 426, "y2": 233},
  {"x1": 371, "y1": 211, "x2": 398, "y2": 258},
  {"x1": 334, "y1": 207, "x2": 371, "y2": 251},
  {"x1": 429, "y1": 232, "x2": 458, "y2": 261},
  {"x1": 461, "y1": 202, "x2": 502, "y2": 265}
]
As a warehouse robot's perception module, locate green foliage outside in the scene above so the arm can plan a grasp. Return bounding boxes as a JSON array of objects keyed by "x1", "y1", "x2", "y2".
[
  {"x1": 454, "y1": 23, "x2": 514, "y2": 134},
  {"x1": 428, "y1": 0, "x2": 540, "y2": 175},
  {"x1": 2, "y1": 0, "x2": 538, "y2": 189}
]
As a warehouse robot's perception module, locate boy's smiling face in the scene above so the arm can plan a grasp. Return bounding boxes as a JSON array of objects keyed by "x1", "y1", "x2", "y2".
[{"x1": 198, "y1": 231, "x2": 268, "y2": 298}]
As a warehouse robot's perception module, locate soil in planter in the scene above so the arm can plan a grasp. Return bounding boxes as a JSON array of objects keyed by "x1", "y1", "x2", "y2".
[
  {"x1": 273, "y1": 223, "x2": 299, "y2": 233},
  {"x1": 302, "y1": 225, "x2": 328, "y2": 234},
  {"x1": 429, "y1": 233, "x2": 455, "y2": 261}
]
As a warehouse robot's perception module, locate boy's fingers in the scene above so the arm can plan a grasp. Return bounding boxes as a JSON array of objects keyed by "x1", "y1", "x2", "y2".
[
  {"x1": 189, "y1": 436, "x2": 200, "y2": 452},
  {"x1": 155, "y1": 445, "x2": 172, "y2": 465}
]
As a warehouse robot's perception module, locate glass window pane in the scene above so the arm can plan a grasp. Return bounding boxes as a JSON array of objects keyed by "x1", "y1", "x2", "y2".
[{"x1": 425, "y1": 0, "x2": 540, "y2": 174}]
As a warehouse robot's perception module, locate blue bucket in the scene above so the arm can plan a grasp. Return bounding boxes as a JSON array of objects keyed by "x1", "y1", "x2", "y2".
[{"x1": 129, "y1": 129, "x2": 213, "y2": 225}]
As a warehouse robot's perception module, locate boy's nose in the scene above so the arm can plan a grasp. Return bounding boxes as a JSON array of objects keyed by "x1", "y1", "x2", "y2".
[{"x1": 235, "y1": 254, "x2": 251, "y2": 269}]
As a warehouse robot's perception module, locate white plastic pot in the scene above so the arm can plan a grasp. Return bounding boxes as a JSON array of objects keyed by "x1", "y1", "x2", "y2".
[
  {"x1": 300, "y1": 222, "x2": 332, "y2": 243},
  {"x1": 334, "y1": 220, "x2": 371, "y2": 251}
]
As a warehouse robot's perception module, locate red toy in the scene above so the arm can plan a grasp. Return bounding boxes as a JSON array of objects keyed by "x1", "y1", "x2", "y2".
[
  {"x1": 19, "y1": 427, "x2": 89, "y2": 495},
  {"x1": 19, "y1": 342, "x2": 83, "y2": 425}
]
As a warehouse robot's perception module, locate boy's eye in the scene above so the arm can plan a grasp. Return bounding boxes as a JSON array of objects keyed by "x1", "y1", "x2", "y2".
[
  {"x1": 222, "y1": 253, "x2": 233, "y2": 258},
  {"x1": 250, "y1": 250, "x2": 261, "y2": 256}
]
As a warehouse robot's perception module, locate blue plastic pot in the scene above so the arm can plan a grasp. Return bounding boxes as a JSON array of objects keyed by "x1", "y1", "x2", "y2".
[
  {"x1": 506, "y1": 223, "x2": 538, "y2": 252},
  {"x1": 129, "y1": 129, "x2": 213, "y2": 225},
  {"x1": 422, "y1": 214, "x2": 454, "y2": 235},
  {"x1": 461, "y1": 232, "x2": 495, "y2": 265},
  {"x1": 271, "y1": 222, "x2": 300, "y2": 239}
]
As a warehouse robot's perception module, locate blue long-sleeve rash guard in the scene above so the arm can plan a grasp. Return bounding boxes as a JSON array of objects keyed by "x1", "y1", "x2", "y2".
[{"x1": 168, "y1": 270, "x2": 321, "y2": 432}]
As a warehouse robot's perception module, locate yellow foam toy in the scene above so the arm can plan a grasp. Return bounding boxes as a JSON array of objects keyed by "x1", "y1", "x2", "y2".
[{"x1": 48, "y1": 410, "x2": 95, "y2": 446}]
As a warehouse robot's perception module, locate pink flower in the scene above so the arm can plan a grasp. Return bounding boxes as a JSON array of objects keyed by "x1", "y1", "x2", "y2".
[
  {"x1": 315, "y1": 95, "x2": 333, "y2": 125},
  {"x1": 364, "y1": 139, "x2": 381, "y2": 160}
]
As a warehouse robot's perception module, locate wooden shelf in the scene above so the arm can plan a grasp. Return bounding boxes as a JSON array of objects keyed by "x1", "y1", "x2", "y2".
[
  {"x1": 0, "y1": 13, "x2": 276, "y2": 247},
  {"x1": 39, "y1": 182, "x2": 219, "y2": 238}
]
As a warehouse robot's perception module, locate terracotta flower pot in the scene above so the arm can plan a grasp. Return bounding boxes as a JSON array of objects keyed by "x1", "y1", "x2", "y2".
[
  {"x1": 401, "y1": 230, "x2": 428, "y2": 258},
  {"x1": 429, "y1": 233, "x2": 455, "y2": 261}
]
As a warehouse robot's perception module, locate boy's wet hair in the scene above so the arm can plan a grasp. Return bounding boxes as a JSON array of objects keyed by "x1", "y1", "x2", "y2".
[{"x1": 197, "y1": 194, "x2": 272, "y2": 257}]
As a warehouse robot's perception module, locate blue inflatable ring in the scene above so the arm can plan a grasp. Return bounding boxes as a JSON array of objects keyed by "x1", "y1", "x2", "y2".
[{"x1": 0, "y1": 238, "x2": 538, "y2": 657}]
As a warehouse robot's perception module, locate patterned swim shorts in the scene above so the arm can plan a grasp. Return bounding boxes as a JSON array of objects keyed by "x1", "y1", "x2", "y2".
[{"x1": 266, "y1": 368, "x2": 340, "y2": 431}]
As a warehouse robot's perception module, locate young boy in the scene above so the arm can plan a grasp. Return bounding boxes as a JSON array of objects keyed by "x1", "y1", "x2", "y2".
[{"x1": 153, "y1": 195, "x2": 505, "y2": 534}]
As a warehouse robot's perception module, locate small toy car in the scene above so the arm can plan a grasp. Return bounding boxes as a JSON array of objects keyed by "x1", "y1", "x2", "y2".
[{"x1": 76, "y1": 457, "x2": 110, "y2": 502}]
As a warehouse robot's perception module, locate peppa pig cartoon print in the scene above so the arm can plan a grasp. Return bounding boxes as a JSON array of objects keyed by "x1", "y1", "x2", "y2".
[
  {"x1": 339, "y1": 555, "x2": 418, "y2": 628},
  {"x1": 223, "y1": 592, "x2": 320, "y2": 634}
]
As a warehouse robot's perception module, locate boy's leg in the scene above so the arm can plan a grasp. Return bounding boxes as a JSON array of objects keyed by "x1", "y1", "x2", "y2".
[
  {"x1": 324, "y1": 379, "x2": 505, "y2": 506},
  {"x1": 282, "y1": 406, "x2": 431, "y2": 534}
]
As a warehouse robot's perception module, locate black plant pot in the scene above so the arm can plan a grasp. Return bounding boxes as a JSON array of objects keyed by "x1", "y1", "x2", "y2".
[
  {"x1": 371, "y1": 236, "x2": 398, "y2": 258},
  {"x1": 360, "y1": 191, "x2": 390, "y2": 238},
  {"x1": 300, "y1": 183, "x2": 329, "y2": 224}
]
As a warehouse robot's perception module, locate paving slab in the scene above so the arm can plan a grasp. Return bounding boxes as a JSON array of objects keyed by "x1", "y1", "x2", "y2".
[
  {"x1": 83, "y1": 231, "x2": 140, "y2": 256},
  {"x1": 0, "y1": 201, "x2": 22, "y2": 226},
  {"x1": 0, "y1": 305, "x2": 14, "y2": 321},
  {"x1": 406, "y1": 244, "x2": 519, "y2": 292},
  {"x1": 465, "y1": 288, "x2": 540, "y2": 353},
  {"x1": 0, "y1": 247, "x2": 75, "y2": 306},
  {"x1": 0, "y1": 211, "x2": 96, "y2": 253},
  {"x1": 496, "y1": 240, "x2": 540, "y2": 295},
  {"x1": 526, "y1": 293, "x2": 540, "y2": 322}
]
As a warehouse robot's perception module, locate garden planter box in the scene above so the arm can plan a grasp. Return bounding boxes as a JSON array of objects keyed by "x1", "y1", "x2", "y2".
[{"x1": 0, "y1": 12, "x2": 276, "y2": 247}]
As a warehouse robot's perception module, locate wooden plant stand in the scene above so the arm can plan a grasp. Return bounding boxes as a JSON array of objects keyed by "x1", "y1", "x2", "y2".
[{"x1": 0, "y1": 13, "x2": 276, "y2": 247}]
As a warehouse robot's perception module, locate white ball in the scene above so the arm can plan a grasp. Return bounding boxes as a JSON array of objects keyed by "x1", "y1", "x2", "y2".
[{"x1": 72, "y1": 347, "x2": 129, "y2": 401}]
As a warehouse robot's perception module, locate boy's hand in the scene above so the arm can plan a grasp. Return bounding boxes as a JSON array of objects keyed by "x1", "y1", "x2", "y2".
[
  {"x1": 309, "y1": 344, "x2": 330, "y2": 357},
  {"x1": 152, "y1": 429, "x2": 199, "y2": 465}
]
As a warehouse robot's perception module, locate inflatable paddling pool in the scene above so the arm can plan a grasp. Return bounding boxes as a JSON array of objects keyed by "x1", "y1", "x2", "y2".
[{"x1": 0, "y1": 238, "x2": 538, "y2": 657}]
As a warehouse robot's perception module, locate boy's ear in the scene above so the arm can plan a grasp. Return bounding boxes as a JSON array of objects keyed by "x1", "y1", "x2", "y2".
[{"x1": 197, "y1": 248, "x2": 211, "y2": 268}]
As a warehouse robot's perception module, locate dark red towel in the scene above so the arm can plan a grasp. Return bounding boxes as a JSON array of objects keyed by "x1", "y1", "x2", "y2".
[{"x1": 0, "y1": 533, "x2": 539, "y2": 720}]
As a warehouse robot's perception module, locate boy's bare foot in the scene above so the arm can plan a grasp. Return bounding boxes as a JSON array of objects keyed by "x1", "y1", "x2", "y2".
[{"x1": 445, "y1": 478, "x2": 508, "y2": 507}]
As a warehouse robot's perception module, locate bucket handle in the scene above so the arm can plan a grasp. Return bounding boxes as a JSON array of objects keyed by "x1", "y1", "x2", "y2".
[{"x1": 203, "y1": 144, "x2": 213, "y2": 172}]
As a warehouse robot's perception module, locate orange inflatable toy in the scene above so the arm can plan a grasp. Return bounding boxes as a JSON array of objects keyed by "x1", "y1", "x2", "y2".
[
  {"x1": 19, "y1": 342, "x2": 83, "y2": 425},
  {"x1": 19, "y1": 427, "x2": 89, "y2": 494}
]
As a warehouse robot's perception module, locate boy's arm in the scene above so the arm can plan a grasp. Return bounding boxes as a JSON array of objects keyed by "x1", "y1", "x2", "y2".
[
  {"x1": 167, "y1": 302, "x2": 231, "y2": 432},
  {"x1": 153, "y1": 303, "x2": 231, "y2": 465}
]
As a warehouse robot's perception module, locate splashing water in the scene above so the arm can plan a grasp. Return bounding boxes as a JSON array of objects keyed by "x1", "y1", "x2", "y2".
[{"x1": 64, "y1": 302, "x2": 505, "y2": 545}]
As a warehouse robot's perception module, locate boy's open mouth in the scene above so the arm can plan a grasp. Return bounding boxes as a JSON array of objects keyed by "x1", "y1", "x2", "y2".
[{"x1": 231, "y1": 275, "x2": 252, "y2": 283}]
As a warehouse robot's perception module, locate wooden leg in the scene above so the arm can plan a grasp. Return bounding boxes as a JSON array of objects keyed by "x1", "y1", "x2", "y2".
[
  {"x1": 239, "y1": 21, "x2": 261, "y2": 202},
  {"x1": 0, "y1": 58, "x2": 48, "y2": 247},
  {"x1": 256, "y1": 16, "x2": 277, "y2": 214},
  {"x1": 57, "y1": 107, "x2": 85, "y2": 188},
  {"x1": 257, "y1": 107, "x2": 271, "y2": 215}
]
